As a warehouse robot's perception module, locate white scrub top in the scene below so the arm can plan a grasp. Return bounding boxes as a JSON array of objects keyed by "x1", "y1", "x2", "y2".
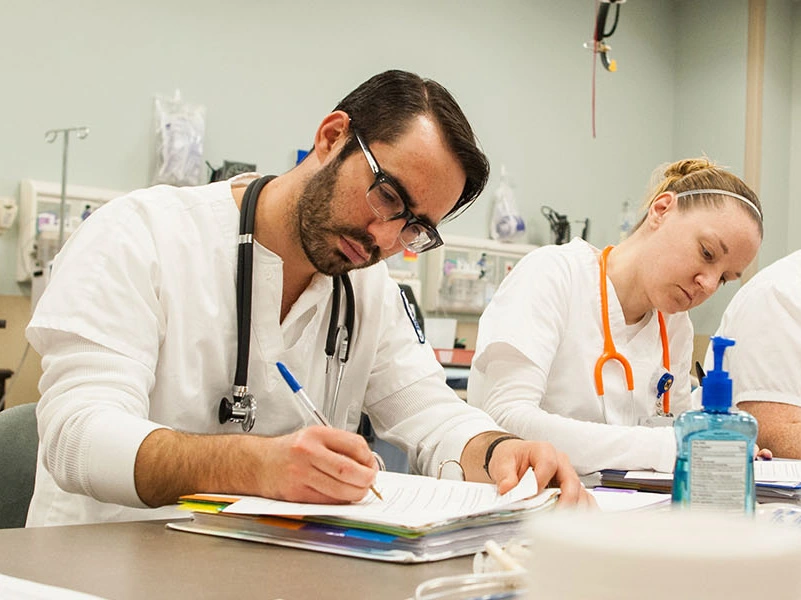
[
  {"x1": 26, "y1": 176, "x2": 498, "y2": 526},
  {"x1": 468, "y1": 238, "x2": 693, "y2": 474},
  {"x1": 706, "y1": 250, "x2": 801, "y2": 408}
]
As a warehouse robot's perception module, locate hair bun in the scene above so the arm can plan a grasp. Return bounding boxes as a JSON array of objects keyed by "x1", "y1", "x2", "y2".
[{"x1": 664, "y1": 157, "x2": 714, "y2": 180}]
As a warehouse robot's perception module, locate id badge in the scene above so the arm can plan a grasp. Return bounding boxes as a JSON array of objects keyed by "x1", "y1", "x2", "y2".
[{"x1": 638, "y1": 415, "x2": 674, "y2": 427}]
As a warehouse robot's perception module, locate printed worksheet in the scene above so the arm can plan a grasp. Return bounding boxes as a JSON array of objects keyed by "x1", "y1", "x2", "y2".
[
  {"x1": 755, "y1": 459, "x2": 801, "y2": 483},
  {"x1": 221, "y1": 469, "x2": 556, "y2": 529}
]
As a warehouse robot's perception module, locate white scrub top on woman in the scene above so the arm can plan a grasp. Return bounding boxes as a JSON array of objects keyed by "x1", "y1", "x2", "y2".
[
  {"x1": 26, "y1": 175, "x2": 499, "y2": 526},
  {"x1": 468, "y1": 238, "x2": 693, "y2": 475}
]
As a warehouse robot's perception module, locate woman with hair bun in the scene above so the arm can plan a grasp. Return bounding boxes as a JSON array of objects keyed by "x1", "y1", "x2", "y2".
[{"x1": 467, "y1": 158, "x2": 764, "y2": 474}]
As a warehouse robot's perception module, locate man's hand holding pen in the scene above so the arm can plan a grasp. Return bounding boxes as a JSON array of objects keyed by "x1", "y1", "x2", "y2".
[
  {"x1": 276, "y1": 362, "x2": 383, "y2": 503},
  {"x1": 133, "y1": 426, "x2": 380, "y2": 508},
  {"x1": 263, "y1": 425, "x2": 380, "y2": 504}
]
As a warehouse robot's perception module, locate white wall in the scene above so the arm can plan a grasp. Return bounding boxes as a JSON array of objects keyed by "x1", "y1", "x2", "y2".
[
  {"x1": 761, "y1": 0, "x2": 794, "y2": 269},
  {"x1": 790, "y1": 1, "x2": 801, "y2": 248},
  {"x1": 674, "y1": 0, "x2": 749, "y2": 335},
  {"x1": 0, "y1": 0, "x2": 678, "y2": 295},
  {"x1": 2, "y1": 0, "x2": 796, "y2": 335},
  {"x1": 680, "y1": 0, "x2": 796, "y2": 336}
]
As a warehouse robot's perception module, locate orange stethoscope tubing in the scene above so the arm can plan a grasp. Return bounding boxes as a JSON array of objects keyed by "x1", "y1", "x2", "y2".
[
  {"x1": 593, "y1": 245, "x2": 671, "y2": 416},
  {"x1": 657, "y1": 311, "x2": 671, "y2": 415}
]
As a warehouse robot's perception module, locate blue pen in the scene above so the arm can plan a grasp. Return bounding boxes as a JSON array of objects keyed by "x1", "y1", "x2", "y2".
[
  {"x1": 277, "y1": 362, "x2": 332, "y2": 427},
  {"x1": 276, "y1": 361, "x2": 383, "y2": 501}
]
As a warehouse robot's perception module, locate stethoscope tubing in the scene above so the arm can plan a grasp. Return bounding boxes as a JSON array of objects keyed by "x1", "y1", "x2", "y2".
[
  {"x1": 594, "y1": 245, "x2": 672, "y2": 421},
  {"x1": 228, "y1": 175, "x2": 354, "y2": 429},
  {"x1": 324, "y1": 273, "x2": 354, "y2": 423},
  {"x1": 594, "y1": 246, "x2": 634, "y2": 398},
  {"x1": 326, "y1": 274, "x2": 354, "y2": 364},
  {"x1": 234, "y1": 176, "x2": 273, "y2": 389}
]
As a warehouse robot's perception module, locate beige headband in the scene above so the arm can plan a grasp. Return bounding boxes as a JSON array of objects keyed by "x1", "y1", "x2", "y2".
[{"x1": 675, "y1": 188, "x2": 762, "y2": 221}]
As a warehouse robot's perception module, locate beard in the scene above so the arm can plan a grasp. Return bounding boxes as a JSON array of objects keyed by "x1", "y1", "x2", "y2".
[{"x1": 295, "y1": 155, "x2": 383, "y2": 276}]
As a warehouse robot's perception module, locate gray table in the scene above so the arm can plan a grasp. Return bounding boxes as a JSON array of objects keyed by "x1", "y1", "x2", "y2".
[{"x1": 0, "y1": 519, "x2": 473, "y2": 599}]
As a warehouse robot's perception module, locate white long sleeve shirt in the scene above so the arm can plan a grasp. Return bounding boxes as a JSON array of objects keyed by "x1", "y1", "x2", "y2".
[
  {"x1": 26, "y1": 177, "x2": 498, "y2": 526},
  {"x1": 468, "y1": 239, "x2": 693, "y2": 474},
  {"x1": 707, "y1": 250, "x2": 801, "y2": 408}
]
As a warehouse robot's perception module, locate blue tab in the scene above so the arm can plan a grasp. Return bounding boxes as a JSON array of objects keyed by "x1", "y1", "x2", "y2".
[{"x1": 399, "y1": 288, "x2": 425, "y2": 344}]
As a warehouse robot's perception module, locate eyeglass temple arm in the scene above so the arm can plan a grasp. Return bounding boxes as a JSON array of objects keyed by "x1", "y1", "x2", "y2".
[{"x1": 354, "y1": 131, "x2": 380, "y2": 175}]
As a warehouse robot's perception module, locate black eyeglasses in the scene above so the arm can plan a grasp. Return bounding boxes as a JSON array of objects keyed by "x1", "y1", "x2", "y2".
[{"x1": 353, "y1": 130, "x2": 444, "y2": 254}]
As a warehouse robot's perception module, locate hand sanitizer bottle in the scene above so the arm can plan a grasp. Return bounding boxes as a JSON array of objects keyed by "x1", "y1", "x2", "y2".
[{"x1": 672, "y1": 336, "x2": 757, "y2": 513}]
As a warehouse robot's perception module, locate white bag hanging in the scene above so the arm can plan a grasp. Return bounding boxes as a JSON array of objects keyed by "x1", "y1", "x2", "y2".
[
  {"x1": 489, "y1": 165, "x2": 526, "y2": 242},
  {"x1": 152, "y1": 90, "x2": 206, "y2": 186}
]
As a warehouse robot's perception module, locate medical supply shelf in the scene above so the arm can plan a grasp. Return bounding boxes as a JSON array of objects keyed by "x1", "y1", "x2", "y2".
[
  {"x1": 16, "y1": 179, "x2": 122, "y2": 283},
  {"x1": 423, "y1": 235, "x2": 537, "y2": 315}
]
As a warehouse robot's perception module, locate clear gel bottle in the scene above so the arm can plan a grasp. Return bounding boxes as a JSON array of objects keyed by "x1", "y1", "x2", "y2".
[{"x1": 672, "y1": 336, "x2": 756, "y2": 513}]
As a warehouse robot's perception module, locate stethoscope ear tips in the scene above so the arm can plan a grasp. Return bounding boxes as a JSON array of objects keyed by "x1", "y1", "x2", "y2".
[{"x1": 218, "y1": 395, "x2": 256, "y2": 432}]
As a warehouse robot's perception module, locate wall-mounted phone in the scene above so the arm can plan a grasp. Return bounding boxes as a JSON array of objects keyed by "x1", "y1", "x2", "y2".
[{"x1": 0, "y1": 197, "x2": 18, "y2": 235}]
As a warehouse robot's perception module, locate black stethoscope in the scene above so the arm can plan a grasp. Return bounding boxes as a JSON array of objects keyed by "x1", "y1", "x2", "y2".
[{"x1": 218, "y1": 175, "x2": 354, "y2": 432}]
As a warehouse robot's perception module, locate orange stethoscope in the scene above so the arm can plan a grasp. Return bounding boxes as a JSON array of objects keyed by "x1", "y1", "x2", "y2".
[{"x1": 593, "y1": 245, "x2": 672, "y2": 423}]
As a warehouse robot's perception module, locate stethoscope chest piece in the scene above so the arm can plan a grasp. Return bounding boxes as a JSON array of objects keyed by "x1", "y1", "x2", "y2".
[{"x1": 219, "y1": 393, "x2": 256, "y2": 432}]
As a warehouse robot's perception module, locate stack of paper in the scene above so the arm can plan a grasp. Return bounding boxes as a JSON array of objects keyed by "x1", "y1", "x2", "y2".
[
  {"x1": 752, "y1": 460, "x2": 801, "y2": 503},
  {"x1": 600, "y1": 469, "x2": 673, "y2": 494},
  {"x1": 167, "y1": 469, "x2": 559, "y2": 563},
  {"x1": 600, "y1": 459, "x2": 801, "y2": 504}
]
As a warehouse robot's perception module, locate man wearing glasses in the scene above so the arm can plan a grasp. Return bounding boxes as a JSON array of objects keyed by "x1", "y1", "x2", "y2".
[{"x1": 27, "y1": 70, "x2": 590, "y2": 526}]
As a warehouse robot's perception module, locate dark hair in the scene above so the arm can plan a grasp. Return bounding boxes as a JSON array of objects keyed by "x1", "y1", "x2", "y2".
[{"x1": 333, "y1": 70, "x2": 489, "y2": 220}]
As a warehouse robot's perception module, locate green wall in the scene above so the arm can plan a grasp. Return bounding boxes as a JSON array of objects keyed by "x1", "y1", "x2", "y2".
[{"x1": 2, "y1": 0, "x2": 797, "y2": 340}]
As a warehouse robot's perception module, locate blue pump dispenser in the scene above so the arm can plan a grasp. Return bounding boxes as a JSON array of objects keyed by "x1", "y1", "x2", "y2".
[
  {"x1": 701, "y1": 336, "x2": 735, "y2": 411},
  {"x1": 672, "y1": 336, "x2": 756, "y2": 513}
]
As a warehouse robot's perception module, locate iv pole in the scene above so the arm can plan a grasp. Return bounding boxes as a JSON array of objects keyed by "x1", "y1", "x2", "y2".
[{"x1": 44, "y1": 126, "x2": 89, "y2": 250}]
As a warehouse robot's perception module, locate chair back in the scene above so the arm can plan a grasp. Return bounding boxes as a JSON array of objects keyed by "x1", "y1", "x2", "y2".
[{"x1": 0, "y1": 403, "x2": 38, "y2": 528}]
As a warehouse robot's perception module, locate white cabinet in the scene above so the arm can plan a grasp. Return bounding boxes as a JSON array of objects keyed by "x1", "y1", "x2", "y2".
[
  {"x1": 423, "y1": 234, "x2": 537, "y2": 314},
  {"x1": 16, "y1": 180, "x2": 124, "y2": 283}
]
